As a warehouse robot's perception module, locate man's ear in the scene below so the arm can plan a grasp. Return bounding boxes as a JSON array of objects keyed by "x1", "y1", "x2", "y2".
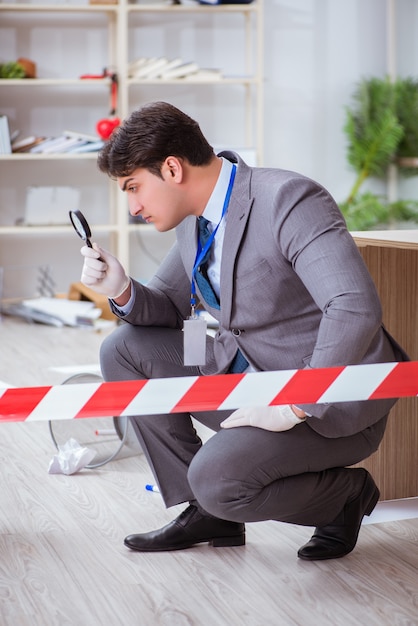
[{"x1": 162, "y1": 156, "x2": 183, "y2": 182}]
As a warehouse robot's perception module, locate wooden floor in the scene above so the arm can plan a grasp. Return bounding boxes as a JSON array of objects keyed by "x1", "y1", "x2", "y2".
[{"x1": 1, "y1": 316, "x2": 418, "y2": 626}]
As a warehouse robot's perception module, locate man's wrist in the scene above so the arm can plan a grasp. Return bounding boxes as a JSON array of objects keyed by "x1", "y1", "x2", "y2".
[
  {"x1": 290, "y1": 405, "x2": 307, "y2": 420},
  {"x1": 112, "y1": 278, "x2": 131, "y2": 305}
]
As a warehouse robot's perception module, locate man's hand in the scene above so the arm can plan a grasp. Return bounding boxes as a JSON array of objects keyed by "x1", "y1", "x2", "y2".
[
  {"x1": 80, "y1": 243, "x2": 131, "y2": 300},
  {"x1": 220, "y1": 405, "x2": 306, "y2": 432}
]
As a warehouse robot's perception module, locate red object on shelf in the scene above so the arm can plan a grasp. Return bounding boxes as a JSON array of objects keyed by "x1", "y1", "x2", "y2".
[
  {"x1": 96, "y1": 72, "x2": 120, "y2": 138},
  {"x1": 82, "y1": 69, "x2": 121, "y2": 139},
  {"x1": 96, "y1": 117, "x2": 120, "y2": 140}
]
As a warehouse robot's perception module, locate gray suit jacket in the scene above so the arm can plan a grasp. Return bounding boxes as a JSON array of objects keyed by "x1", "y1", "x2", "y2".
[{"x1": 118, "y1": 152, "x2": 408, "y2": 438}]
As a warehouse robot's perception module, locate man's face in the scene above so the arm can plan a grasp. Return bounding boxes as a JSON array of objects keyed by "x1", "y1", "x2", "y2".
[{"x1": 118, "y1": 164, "x2": 189, "y2": 232}]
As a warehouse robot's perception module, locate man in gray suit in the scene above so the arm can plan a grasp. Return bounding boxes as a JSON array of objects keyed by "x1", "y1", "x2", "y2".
[{"x1": 80, "y1": 101, "x2": 407, "y2": 560}]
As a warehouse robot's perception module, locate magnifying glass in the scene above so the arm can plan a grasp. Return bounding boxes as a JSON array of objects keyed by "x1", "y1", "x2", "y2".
[{"x1": 69, "y1": 210, "x2": 93, "y2": 248}]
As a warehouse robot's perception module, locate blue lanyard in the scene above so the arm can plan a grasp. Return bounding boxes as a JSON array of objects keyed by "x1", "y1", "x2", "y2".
[{"x1": 190, "y1": 164, "x2": 236, "y2": 314}]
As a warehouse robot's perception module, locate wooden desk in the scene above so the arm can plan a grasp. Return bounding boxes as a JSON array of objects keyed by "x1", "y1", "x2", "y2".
[{"x1": 351, "y1": 231, "x2": 418, "y2": 500}]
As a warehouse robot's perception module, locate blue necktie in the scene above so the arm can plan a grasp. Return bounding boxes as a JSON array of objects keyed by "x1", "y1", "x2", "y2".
[
  {"x1": 196, "y1": 217, "x2": 248, "y2": 372},
  {"x1": 195, "y1": 217, "x2": 220, "y2": 309}
]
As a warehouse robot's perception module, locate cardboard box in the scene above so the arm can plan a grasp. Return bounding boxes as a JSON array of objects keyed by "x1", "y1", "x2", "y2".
[{"x1": 68, "y1": 282, "x2": 117, "y2": 321}]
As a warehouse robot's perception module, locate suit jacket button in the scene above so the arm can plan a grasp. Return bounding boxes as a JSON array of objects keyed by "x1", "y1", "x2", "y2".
[{"x1": 232, "y1": 329, "x2": 241, "y2": 336}]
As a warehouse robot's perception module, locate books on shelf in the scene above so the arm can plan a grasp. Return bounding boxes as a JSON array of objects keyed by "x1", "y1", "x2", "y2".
[
  {"x1": 0, "y1": 115, "x2": 12, "y2": 154},
  {"x1": 128, "y1": 56, "x2": 222, "y2": 81},
  {"x1": 128, "y1": 57, "x2": 157, "y2": 78},
  {"x1": 32, "y1": 136, "x2": 84, "y2": 154},
  {"x1": 134, "y1": 58, "x2": 172, "y2": 79},
  {"x1": 29, "y1": 137, "x2": 62, "y2": 154},
  {"x1": 152, "y1": 57, "x2": 183, "y2": 77},
  {"x1": 8, "y1": 130, "x2": 104, "y2": 154},
  {"x1": 63, "y1": 129, "x2": 100, "y2": 143},
  {"x1": 12, "y1": 135, "x2": 46, "y2": 153},
  {"x1": 161, "y1": 62, "x2": 200, "y2": 79},
  {"x1": 69, "y1": 140, "x2": 105, "y2": 153},
  {"x1": 127, "y1": 57, "x2": 150, "y2": 77}
]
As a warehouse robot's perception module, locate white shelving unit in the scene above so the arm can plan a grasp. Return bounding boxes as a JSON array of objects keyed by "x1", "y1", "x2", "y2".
[{"x1": 0, "y1": 0, "x2": 264, "y2": 299}]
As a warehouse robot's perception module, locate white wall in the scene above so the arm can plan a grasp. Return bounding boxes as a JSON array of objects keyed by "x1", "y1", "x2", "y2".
[
  {"x1": 263, "y1": 0, "x2": 418, "y2": 205},
  {"x1": 263, "y1": 0, "x2": 387, "y2": 201}
]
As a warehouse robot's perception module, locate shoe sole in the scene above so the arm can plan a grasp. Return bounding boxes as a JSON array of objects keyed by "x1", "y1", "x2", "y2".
[{"x1": 210, "y1": 534, "x2": 246, "y2": 548}]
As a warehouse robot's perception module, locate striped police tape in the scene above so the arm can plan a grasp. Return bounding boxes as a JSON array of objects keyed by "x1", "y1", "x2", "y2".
[{"x1": 0, "y1": 361, "x2": 417, "y2": 423}]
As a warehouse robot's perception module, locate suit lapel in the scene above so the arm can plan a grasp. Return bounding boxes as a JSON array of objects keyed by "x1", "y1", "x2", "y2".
[
  {"x1": 176, "y1": 215, "x2": 198, "y2": 278},
  {"x1": 219, "y1": 162, "x2": 254, "y2": 325}
]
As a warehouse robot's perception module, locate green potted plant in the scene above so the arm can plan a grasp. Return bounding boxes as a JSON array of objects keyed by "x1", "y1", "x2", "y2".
[
  {"x1": 340, "y1": 76, "x2": 418, "y2": 230},
  {"x1": 0, "y1": 58, "x2": 36, "y2": 78},
  {"x1": 395, "y1": 76, "x2": 418, "y2": 172},
  {"x1": 0, "y1": 61, "x2": 26, "y2": 78}
]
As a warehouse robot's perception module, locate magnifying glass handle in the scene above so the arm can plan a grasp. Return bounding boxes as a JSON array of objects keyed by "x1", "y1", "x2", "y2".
[
  {"x1": 88, "y1": 237, "x2": 104, "y2": 262},
  {"x1": 87, "y1": 239, "x2": 104, "y2": 262},
  {"x1": 69, "y1": 210, "x2": 103, "y2": 259}
]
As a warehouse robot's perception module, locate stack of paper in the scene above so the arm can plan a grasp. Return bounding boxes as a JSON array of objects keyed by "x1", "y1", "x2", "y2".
[{"x1": 19, "y1": 298, "x2": 103, "y2": 327}]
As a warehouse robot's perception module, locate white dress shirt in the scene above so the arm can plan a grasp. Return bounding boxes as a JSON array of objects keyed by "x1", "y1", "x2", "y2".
[{"x1": 115, "y1": 156, "x2": 233, "y2": 314}]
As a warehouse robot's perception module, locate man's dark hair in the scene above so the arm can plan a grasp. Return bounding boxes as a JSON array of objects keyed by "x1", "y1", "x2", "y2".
[{"x1": 97, "y1": 101, "x2": 214, "y2": 179}]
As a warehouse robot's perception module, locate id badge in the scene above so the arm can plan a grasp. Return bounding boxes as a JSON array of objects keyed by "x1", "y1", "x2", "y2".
[{"x1": 183, "y1": 317, "x2": 207, "y2": 366}]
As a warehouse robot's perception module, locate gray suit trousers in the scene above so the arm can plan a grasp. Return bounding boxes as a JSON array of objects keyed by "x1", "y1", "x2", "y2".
[{"x1": 100, "y1": 323, "x2": 387, "y2": 527}]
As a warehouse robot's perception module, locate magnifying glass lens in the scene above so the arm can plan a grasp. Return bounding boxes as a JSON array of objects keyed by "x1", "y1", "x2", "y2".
[
  {"x1": 72, "y1": 214, "x2": 85, "y2": 235},
  {"x1": 69, "y1": 210, "x2": 92, "y2": 247}
]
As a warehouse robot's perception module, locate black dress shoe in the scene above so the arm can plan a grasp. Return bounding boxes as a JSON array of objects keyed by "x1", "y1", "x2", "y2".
[
  {"x1": 297, "y1": 469, "x2": 380, "y2": 561},
  {"x1": 124, "y1": 505, "x2": 245, "y2": 552}
]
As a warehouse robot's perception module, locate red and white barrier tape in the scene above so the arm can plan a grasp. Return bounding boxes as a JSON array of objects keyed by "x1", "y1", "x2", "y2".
[{"x1": 0, "y1": 361, "x2": 417, "y2": 423}]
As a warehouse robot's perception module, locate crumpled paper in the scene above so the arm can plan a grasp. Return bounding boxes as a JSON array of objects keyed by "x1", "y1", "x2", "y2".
[{"x1": 48, "y1": 438, "x2": 97, "y2": 475}]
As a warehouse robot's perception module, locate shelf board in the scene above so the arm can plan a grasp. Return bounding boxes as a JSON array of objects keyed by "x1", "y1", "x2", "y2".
[
  {"x1": 1, "y1": 77, "x2": 255, "y2": 87},
  {"x1": 0, "y1": 2, "x2": 258, "y2": 13},
  {"x1": 0, "y1": 78, "x2": 111, "y2": 86},
  {"x1": 0, "y1": 224, "x2": 119, "y2": 236},
  {"x1": 127, "y1": 3, "x2": 258, "y2": 13},
  {"x1": 0, "y1": 3, "x2": 118, "y2": 13},
  {"x1": 127, "y1": 75, "x2": 257, "y2": 86},
  {"x1": 0, "y1": 153, "x2": 100, "y2": 161},
  {"x1": 1, "y1": 76, "x2": 257, "y2": 87}
]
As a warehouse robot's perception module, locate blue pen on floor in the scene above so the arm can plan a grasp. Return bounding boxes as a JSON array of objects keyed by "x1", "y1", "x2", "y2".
[{"x1": 145, "y1": 484, "x2": 160, "y2": 493}]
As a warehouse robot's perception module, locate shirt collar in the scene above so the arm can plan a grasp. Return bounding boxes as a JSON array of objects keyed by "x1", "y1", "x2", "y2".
[{"x1": 201, "y1": 157, "x2": 234, "y2": 225}]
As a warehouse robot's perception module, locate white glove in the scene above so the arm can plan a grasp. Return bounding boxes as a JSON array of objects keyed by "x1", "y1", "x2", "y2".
[
  {"x1": 80, "y1": 243, "x2": 130, "y2": 299},
  {"x1": 220, "y1": 405, "x2": 306, "y2": 432}
]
